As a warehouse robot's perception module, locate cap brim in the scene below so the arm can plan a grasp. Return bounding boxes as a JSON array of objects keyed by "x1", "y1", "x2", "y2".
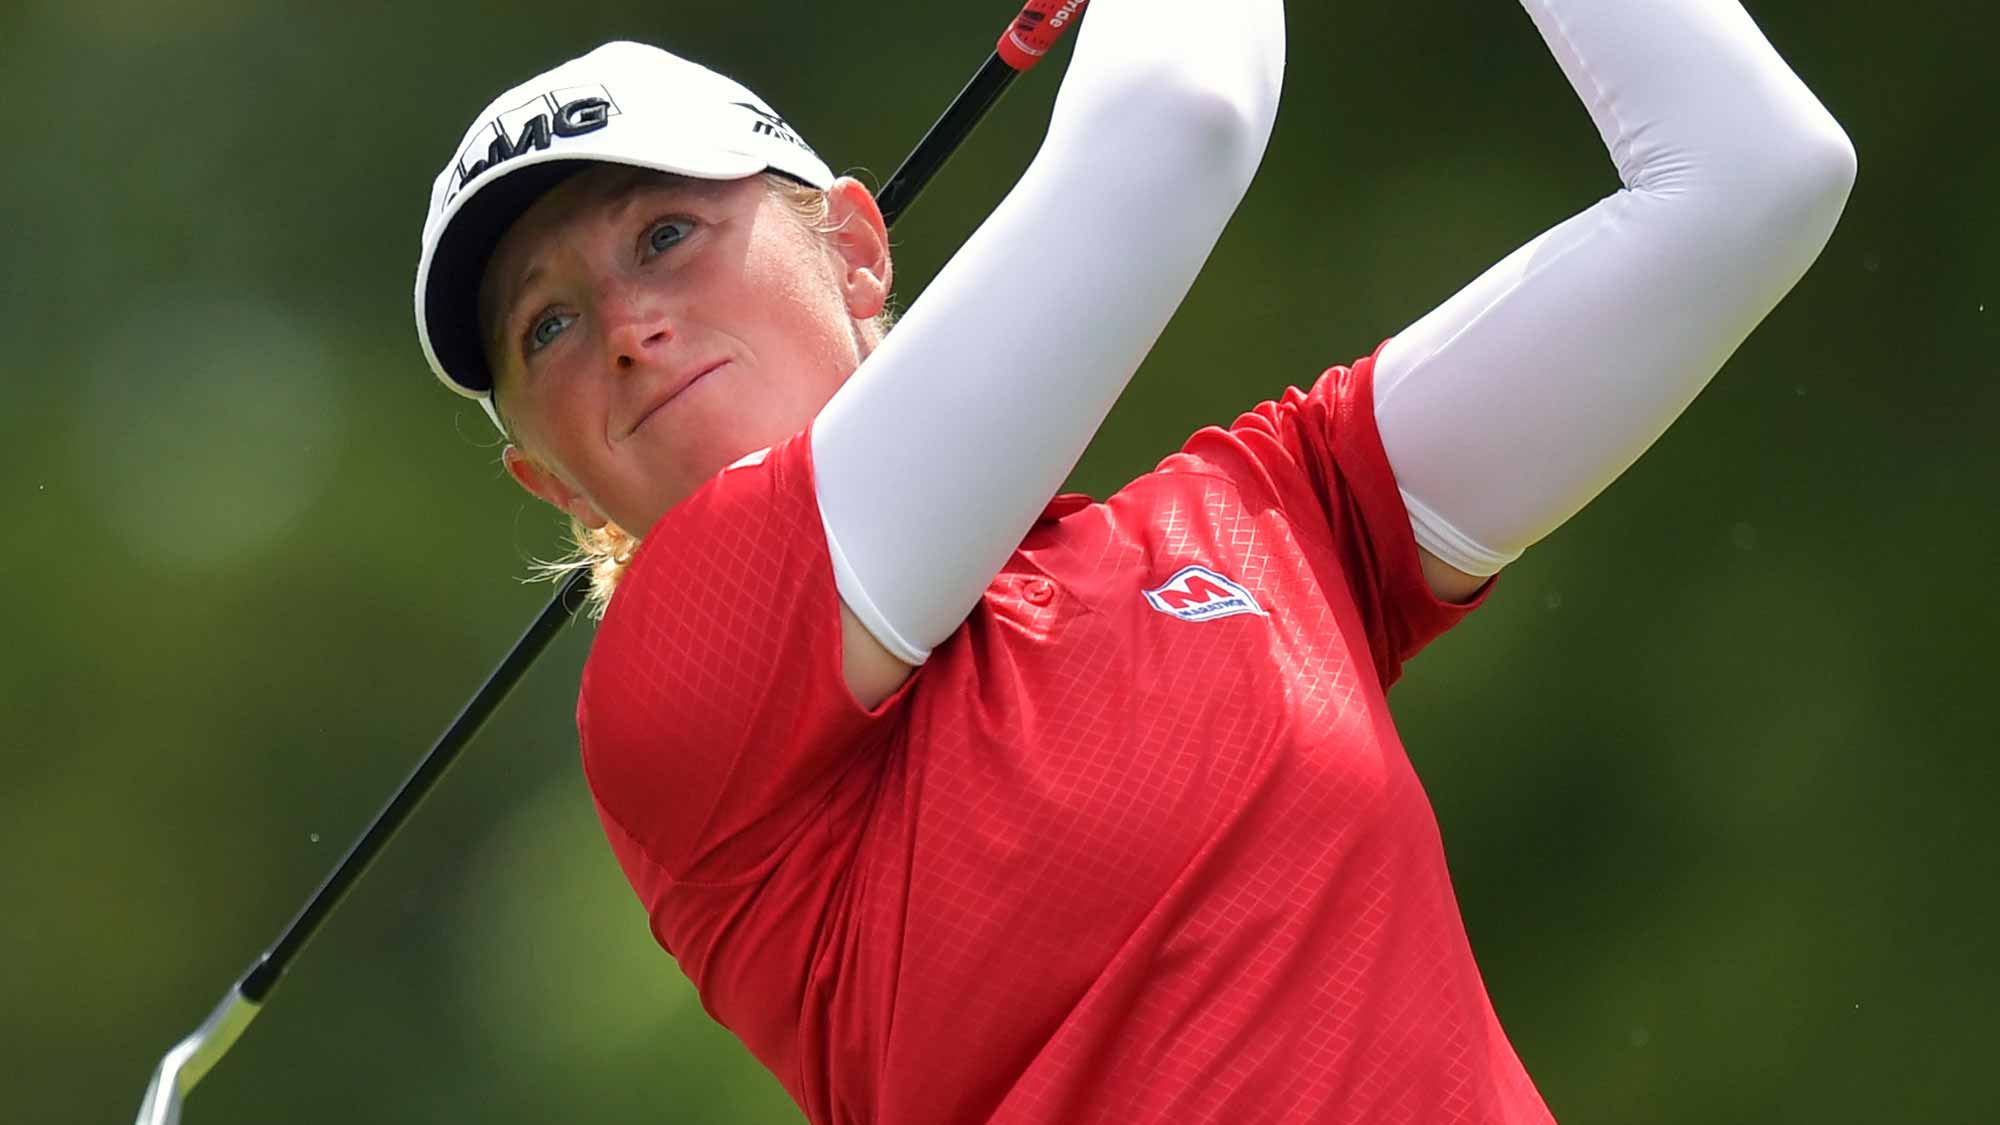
[{"x1": 420, "y1": 159, "x2": 595, "y2": 397}]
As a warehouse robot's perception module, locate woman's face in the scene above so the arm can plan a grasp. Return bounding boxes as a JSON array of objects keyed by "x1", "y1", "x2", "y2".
[{"x1": 481, "y1": 166, "x2": 890, "y2": 535}]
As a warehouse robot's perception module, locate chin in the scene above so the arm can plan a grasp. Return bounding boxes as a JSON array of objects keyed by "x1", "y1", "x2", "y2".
[
  {"x1": 632, "y1": 406, "x2": 809, "y2": 506},
  {"x1": 642, "y1": 435, "x2": 757, "y2": 509}
]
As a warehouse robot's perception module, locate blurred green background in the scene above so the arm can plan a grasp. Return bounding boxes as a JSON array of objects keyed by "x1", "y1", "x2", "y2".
[{"x1": 3, "y1": 0, "x2": 1993, "y2": 1121}]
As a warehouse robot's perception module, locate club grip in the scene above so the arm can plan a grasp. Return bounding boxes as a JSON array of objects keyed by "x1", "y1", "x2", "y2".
[{"x1": 997, "y1": 0, "x2": 1090, "y2": 72}]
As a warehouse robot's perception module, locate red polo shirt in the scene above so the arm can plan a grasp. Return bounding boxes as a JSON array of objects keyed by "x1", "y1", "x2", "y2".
[{"x1": 578, "y1": 350, "x2": 1553, "y2": 1124}]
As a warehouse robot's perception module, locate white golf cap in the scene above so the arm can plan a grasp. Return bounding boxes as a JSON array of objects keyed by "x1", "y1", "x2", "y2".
[{"x1": 414, "y1": 41, "x2": 835, "y2": 430}]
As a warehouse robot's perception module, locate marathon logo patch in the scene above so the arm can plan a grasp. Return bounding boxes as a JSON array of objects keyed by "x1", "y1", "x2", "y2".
[
  {"x1": 445, "y1": 85, "x2": 622, "y2": 207},
  {"x1": 1142, "y1": 565, "x2": 1268, "y2": 623}
]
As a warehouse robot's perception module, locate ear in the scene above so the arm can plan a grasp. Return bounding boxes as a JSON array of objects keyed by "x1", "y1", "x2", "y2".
[
  {"x1": 824, "y1": 177, "x2": 893, "y2": 320},
  {"x1": 502, "y1": 445, "x2": 610, "y2": 529}
]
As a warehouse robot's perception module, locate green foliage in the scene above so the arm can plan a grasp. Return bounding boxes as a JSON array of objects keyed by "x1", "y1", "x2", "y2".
[{"x1": 1, "y1": 1, "x2": 1991, "y2": 1121}]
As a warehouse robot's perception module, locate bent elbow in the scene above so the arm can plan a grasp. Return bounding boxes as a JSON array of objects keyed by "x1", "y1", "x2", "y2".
[
  {"x1": 1753, "y1": 119, "x2": 1859, "y2": 273},
  {"x1": 1167, "y1": 78, "x2": 1282, "y2": 189},
  {"x1": 1051, "y1": 47, "x2": 1282, "y2": 192},
  {"x1": 1694, "y1": 110, "x2": 1858, "y2": 272},
  {"x1": 1044, "y1": 0, "x2": 1285, "y2": 194},
  {"x1": 1776, "y1": 113, "x2": 1858, "y2": 228},
  {"x1": 1102, "y1": 67, "x2": 1282, "y2": 195}
]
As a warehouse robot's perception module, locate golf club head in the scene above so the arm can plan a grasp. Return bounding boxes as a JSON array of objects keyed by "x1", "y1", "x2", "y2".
[
  {"x1": 135, "y1": 988, "x2": 261, "y2": 1125},
  {"x1": 136, "y1": 1055, "x2": 188, "y2": 1125}
]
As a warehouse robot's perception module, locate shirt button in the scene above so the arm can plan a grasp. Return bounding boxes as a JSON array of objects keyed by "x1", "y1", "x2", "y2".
[{"x1": 1025, "y1": 578, "x2": 1055, "y2": 605}]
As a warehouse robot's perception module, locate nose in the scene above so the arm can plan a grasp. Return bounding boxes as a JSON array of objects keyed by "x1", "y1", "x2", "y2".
[{"x1": 597, "y1": 280, "x2": 674, "y2": 371}]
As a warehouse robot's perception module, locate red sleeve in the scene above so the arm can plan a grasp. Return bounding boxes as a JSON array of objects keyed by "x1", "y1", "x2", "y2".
[
  {"x1": 576, "y1": 430, "x2": 901, "y2": 890},
  {"x1": 1168, "y1": 343, "x2": 1491, "y2": 688}
]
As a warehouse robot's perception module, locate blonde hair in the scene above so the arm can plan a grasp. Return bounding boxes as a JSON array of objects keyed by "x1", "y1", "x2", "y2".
[{"x1": 519, "y1": 172, "x2": 895, "y2": 619}]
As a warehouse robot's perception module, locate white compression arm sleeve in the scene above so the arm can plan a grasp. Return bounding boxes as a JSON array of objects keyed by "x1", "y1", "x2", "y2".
[
  {"x1": 811, "y1": 0, "x2": 1286, "y2": 662},
  {"x1": 1374, "y1": 0, "x2": 1856, "y2": 577}
]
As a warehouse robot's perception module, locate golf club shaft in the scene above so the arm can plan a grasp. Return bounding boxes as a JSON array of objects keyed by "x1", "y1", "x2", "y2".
[
  {"x1": 877, "y1": 0, "x2": 1087, "y2": 224},
  {"x1": 138, "y1": 3, "x2": 1089, "y2": 1121},
  {"x1": 875, "y1": 54, "x2": 1016, "y2": 226},
  {"x1": 244, "y1": 575, "x2": 589, "y2": 1000}
]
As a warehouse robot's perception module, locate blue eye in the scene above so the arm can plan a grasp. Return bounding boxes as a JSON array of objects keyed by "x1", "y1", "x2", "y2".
[
  {"x1": 647, "y1": 218, "x2": 694, "y2": 256},
  {"x1": 526, "y1": 311, "x2": 576, "y2": 354}
]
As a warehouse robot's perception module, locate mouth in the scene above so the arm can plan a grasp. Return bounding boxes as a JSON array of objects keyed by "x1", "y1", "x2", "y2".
[{"x1": 625, "y1": 360, "x2": 728, "y2": 439}]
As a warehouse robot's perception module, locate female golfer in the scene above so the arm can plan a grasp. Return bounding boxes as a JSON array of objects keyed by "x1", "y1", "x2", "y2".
[{"x1": 413, "y1": 0, "x2": 1852, "y2": 1119}]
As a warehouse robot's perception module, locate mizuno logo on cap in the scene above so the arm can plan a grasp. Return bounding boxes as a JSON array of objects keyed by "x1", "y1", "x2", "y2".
[
  {"x1": 1142, "y1": 565, "x2": 1268, "y2": 623},
  {"x1": 733, "y1": 102, "x2": 818, "y2": 156},
  {"x1": 446, "y1": 85, "x2": 622, "y2": 207}
]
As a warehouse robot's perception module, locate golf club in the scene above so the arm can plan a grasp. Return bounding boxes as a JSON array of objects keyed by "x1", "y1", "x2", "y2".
[{"x1": 133, "y1": 3, "x2": 1088, "y2": 1122}]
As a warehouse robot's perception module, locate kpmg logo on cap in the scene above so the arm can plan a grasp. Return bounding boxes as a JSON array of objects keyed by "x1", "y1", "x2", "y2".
[
  {"x1": 445, "y1": 85, "x2": 622, "y2": 207},
  {"x1": 1142, "y1": 565, "x2": 1269, "y2": 624}
]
